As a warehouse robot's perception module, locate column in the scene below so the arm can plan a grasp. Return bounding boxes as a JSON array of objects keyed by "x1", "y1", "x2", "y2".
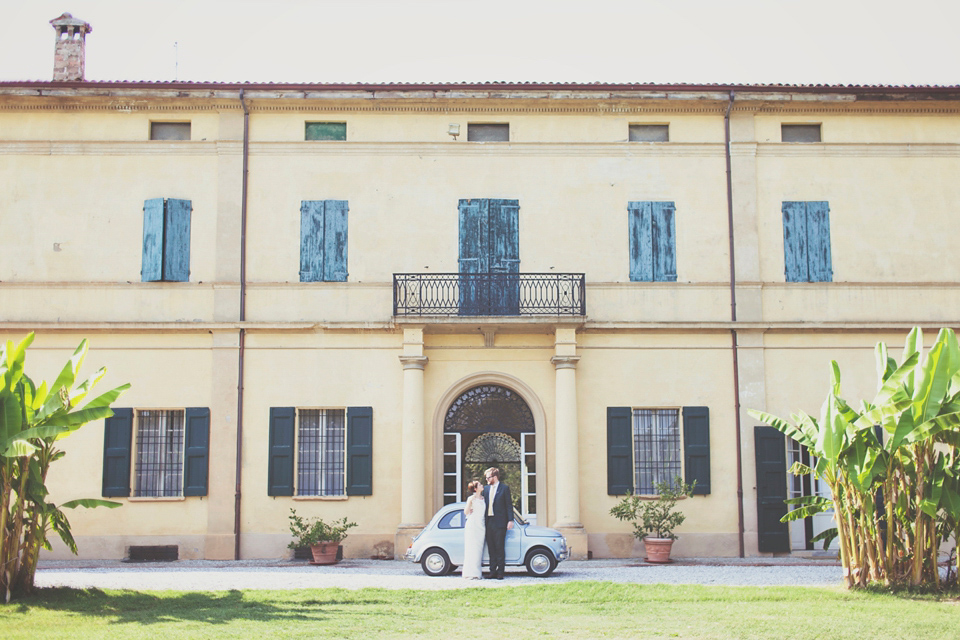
[{"x1": 395, "y1": 327, "x2": 428, "y2": 557}]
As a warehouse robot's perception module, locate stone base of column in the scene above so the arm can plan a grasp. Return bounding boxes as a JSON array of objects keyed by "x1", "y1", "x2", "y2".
[
  {"x1": 394, "y1": 524, "x2": 426, "y2": 560},
  {"x1": 553, "y1": 524, "x2": 589, "y2": 560}
]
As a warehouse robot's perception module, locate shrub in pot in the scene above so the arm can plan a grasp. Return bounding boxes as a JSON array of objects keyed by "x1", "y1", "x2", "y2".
[
  {"x1": 288, "y1": 509, "x2": 357, "y2": 565},
  {"x1": 609, "y1": 477, "x2": 695, "y2": 563}
]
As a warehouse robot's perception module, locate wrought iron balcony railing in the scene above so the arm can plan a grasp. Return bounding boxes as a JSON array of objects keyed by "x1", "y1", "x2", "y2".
[{"x1": 393, "y1": 273, "x2": 586, "y2": 317}]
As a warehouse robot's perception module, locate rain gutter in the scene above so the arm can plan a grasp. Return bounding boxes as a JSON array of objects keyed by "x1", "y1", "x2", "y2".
[{"x1": 234, "y1": 89, "x2": 250, "y2": 560}]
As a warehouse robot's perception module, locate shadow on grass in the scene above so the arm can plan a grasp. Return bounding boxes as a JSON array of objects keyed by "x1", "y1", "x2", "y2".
[{"x1": 11, "y1": 587, "x2": 390, "y2": 627}]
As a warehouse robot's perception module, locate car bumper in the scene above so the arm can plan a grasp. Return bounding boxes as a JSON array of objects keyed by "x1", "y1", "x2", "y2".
[{"x1": 404, "y1": 547, "x2": 417, "y2": 562}]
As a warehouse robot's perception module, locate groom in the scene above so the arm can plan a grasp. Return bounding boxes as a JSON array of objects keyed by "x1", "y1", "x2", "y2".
[{"x1": 482, "y1": 467, "x2": 513, "y2": 580}]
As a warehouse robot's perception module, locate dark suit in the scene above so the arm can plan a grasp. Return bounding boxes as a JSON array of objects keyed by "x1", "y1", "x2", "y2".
[{"x1": 483, "y1": 481, "x2": 513, "y2": 578}]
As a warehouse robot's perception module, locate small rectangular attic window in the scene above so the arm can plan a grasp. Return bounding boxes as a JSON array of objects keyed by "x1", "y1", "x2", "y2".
[
  {"x1": 467, "y1": 123, "x2": 509, "y2": 142},
  {"x1": 781, "y1": 124, "x2": 821, "y2": 143},
  {"x1": 150, "y1": 122, "x2": 191, "y2": 141},
  {"x1": 306, "y1": 122, "x2": 347, "y2": 141},
  {"x1": 629, "y1": 124, "x2": 669, "y2": 142}
]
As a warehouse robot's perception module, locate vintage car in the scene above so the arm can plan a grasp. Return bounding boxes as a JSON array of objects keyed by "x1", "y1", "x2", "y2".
[{"x1": 404, "y1": 502, "x2": 569, "y2": 577}]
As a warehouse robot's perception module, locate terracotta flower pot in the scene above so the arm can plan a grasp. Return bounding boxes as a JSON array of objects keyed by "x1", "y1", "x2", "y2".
[
  {"x1": 309, "y1": 542, "x2": 340, "y2": 565},
  {"x1": 643, "y1": 537, "x2": 674, "y2": 563}
]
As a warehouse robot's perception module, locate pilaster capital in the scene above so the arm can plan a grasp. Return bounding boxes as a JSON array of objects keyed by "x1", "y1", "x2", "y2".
[
  {"x1": 399, "y1": 355, "x2": 429, "y2": 371},
  {"x1": 550, "y1": 355, "x2": 581, "y2": 370}
]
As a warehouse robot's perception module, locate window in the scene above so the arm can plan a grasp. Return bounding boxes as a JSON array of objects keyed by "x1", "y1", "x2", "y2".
[
  {"x1": 141, "y1": 198, "x2": 192, "y2": 282},
  {"x1": 607, "y1": 406, "x2": 709, "y2": 496},
  {"x1": 297, "y1": 409, "x2": 345, "y2": 496},
  {"x1": 628, "y1": 201, "x2": 676, "y2": 282},
  {"x1": 467, "y1": 123, "x2": 509, "y2": 142},
  {"x1": 305, "y1": 122, "x2": 347, "y2": 141},
  {"x1": 300, "y1": 200, "x2": 349, "y2": 282},
  {"x1": 102, "y1": 408, "x2": 210, "y2": 498},
  {"x1": 782, "y1": 201, "x2": 832, "y2": 282},
  {"x1": 438, "y1": 510, "x2": 465, "y2": 529},
  {"x1": 629, "y1": 124, "x2": 669, "y2": 142},
  {"x1": 781, "y1": 124, "x2": 821, "y2": 143},
  {"x1": 268, "y1": 406, "x2": 372, "y2": 497},
  {"x1": 150, "y1": 122, "x2": 191, "y2": 141}
]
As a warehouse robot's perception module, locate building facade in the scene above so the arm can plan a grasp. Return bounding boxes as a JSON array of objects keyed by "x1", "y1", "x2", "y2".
[{"x1": 2, "y1": 16, "x2": 959, "y2": 561}]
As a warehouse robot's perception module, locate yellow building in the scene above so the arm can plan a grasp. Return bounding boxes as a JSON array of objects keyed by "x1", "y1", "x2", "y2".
[{"x1": 1, "y1": 14, "x2": 958, "y2": 561}]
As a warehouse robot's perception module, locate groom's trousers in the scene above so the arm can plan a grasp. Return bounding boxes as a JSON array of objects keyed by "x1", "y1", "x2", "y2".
[{"x1": 486, "y1": 525, "x2": 507, "y2": 578}]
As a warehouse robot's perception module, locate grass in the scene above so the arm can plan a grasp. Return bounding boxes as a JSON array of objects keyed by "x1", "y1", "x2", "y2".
[{"x1": 2, "y1": 582, "x2": 959, "y2": 639}]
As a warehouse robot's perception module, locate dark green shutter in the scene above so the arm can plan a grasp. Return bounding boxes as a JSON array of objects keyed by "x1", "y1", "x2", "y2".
[
  {"x1": 782, "y1": 201, "x2": 808, "y2": 282},
  {"x1": 628, "y1": 202, "x2": 653, "y2": 281},
  {"x1": 163, "y1": 199, "x2": 192, "y2": 282},
  {"x1": 806, "y1": 201, "x2": 832, "y2": 282},
  {"x1": 682, "y1": 406, "x2": 710, "y2": 495},
  {"x1": 346, "y1": 406, "x2": 373, "y2": 496},
  {"x1": 141, "y1": 199, "x2": 165, "y2": 282},
  {"x1": 607, "y1": 407, "x2": 633, "y2": 494},
  {"x1": 102, "y1": 408, "x2": 133, "y2": 497},
  {"x1": 652, "y1": 202, "x2": 677, "y2": 282},
  {"x1": 300, "y1": 201, "x2": 325, "y2": 282},
  {"x1": 755, "y1": 426, "x2": 790, "y2": 552},
  {"x1": 323, "y1": 200, "x2": 349, "y2": 282},
  {"x1": 183, "y1": 407, "x2": 210, "y2": 497},
  {"x1": 268, "y1": 407, "x2": 296, "y2": 496}
]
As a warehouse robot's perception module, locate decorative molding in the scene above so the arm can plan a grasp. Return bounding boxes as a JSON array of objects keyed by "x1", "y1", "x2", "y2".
[
  {"x1": 551, "y1": 355, "x2": 581, "y2": 370},
  {"x1": 398, "y1": 355, "x2": 428, "y2": 370}
]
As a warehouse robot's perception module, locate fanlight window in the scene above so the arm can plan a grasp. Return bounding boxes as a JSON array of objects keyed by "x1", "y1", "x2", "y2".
[
  {"x1": 465, "y1": 432, "x2": 521, "y2": 464},
  {"x1": 444, "y1": 385, "x2": 534, "y2": 433}
]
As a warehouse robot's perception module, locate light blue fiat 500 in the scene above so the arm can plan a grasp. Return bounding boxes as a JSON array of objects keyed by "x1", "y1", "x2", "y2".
[{"x1": 404, "y1": 502, "x2": 569, "y2": 577}]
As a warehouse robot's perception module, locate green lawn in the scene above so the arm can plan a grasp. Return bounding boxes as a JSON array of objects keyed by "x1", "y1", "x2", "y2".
[{"x1": 2, "y1": 583, "x2": 958, "y2": 639}]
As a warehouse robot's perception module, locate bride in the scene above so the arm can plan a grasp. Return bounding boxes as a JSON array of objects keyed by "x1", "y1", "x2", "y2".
[{"x1": 462, "y1": 480, "x2": 486, "y2": 579}]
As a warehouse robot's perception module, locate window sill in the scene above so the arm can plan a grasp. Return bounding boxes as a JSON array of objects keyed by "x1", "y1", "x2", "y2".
[
  {"x1": 293, "y1": 495, "x2": 348, "y2": 501},
  {"x1": 127, "y1": 496, "x2": 186, "y2": 502}
]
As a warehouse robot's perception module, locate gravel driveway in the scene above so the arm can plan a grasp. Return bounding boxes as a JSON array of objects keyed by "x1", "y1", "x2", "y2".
[{"x1": 35, "y1": 557, "x2": 843, "y2": 591}]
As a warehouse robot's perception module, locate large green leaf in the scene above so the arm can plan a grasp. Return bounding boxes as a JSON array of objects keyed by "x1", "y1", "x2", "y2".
[
  {"x1": 1, "y1": 333, "x2": 34, "y2": 393},
  {"x1": 41, "y1": 406, "x2": 114, "y2": 431},
  {"x1": 912, "y1": 339, "x2": 952, "y2": 425},
  {"x1": 68, "y1": 367, "x2": 106, "y2": 407},
  {"x1": 747, "y1": 409, "x2": 815, "y2": 448},
  {"x1": 901, "y1": 411, "x2": 960, "y2": 446},
  {"x1": 903, "y1": 327, "x2": 922, "y2": 397},
  {"x1": 47, "y1": 340, "x2": 88, "y2": 403},
  {"x1": 2, "y1": 438, "x2": 38, "y2": 458},
  {"x1": 78, "y1": 383, "x2": 131, "y2": 411},
  {"x1": 60, "y1": 498, "x2": 123, "y2": 509},
  {"x1": 871, "y1": 352, "x2": 919, "y2": 408}
]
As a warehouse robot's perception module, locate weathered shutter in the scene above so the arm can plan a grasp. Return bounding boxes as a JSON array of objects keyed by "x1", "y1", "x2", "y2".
[
  {"x1": 458, "y1": 199, "x2": 484, "y2": 315},
  {"x1": 300, "y1": 201, "x2": 325, "y2": 282},
  {"x1": 322, "y1": 200, "x2": 349, "y2": 282},
  {"x1": 141, "y1": 198, "x2": 165, "y2": 282},
  {"x1": 806, "y1": 201, "x2": 833, "y2": 282},
  {"x1": 490, "y1": 199, "x2": 520, "y2": 315},
  {"x1": 652, "y1": 202, "x2": 677, "y2": 282},
  {"x1": 755, "y1": 426, "x2": 790, "y2": 552},
  {"x1": 682, "y1": 406, "x2": 710, "y2": 495},
  {"x1": 782, "y1": 201, "x2": 808, "y2": 282},
  {"x1": 607, "y1": 407, "x2": 633, "y2": 495},
  {"x1": 268, "y1": 407, "x2": 296, "y2": 496},
  {"x1": 163, "y1": 198, "x2": 192, "y2": 282},
  {"x1": 346, "y1": 406, "x2": 373, "y2": 496},
  {"x1": 628, "y1": 202, "x2": 653, "y2": 282},
  {"x1": 183, "y1": 407, "x2": 210, "y2": 497},
  {"x1": 102, "y1": 408, "x2": 133, "y2": 497}
]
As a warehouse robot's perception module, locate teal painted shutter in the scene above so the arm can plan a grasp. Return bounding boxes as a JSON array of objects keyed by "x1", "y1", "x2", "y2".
[
  {"x1": 300, "y1": 201, "x2": 325, "y2": 282},
  {"x1": 102, "y1": 408, "x2": 133, "y2": 497},
  {"x1": 755, "y1": 426, "x2": 790, "y2": 552},
  {"x1": 323, "y1": 200, "x2": 349, "y2": 282},
  {"x1": 782, "y1": 201, "x2": 808, "y2": 282},
  {"x1": 141, "y1": 198, "x2": 165, "y2": 282},
  {"x1": 183, "y1": 407, "x2": 210, "y2": 497},
  {"x1": 268, "y1": 407, "x2": 296, "y2": 496},
  {"x1": 628, "y1": 202, "x2": 653, "y2": 281},
  {"x1": 490, "y1": 199, "x2": 520, "y2": 314},
  {"x1": 652, "y1": 202, "x2": 677, "y2": 282},
  {"x1": 346, "y1": 406, "x2": 373, "y2": 496},
  {"x1": 163, "y1": 199, "x2": 192, "y2": 282},
  {"x1": 806, "y1": 201, "x2": 832, "y2": 282},
  {"x1": 607, "y1": 407, "x2": 633, "y2": 494},
  {"x1": 682, "y1": 406, "x2": 710, "y2": 495},
  {"x1": 458, "y1": 199, "x2": 484, "y2": 314}
]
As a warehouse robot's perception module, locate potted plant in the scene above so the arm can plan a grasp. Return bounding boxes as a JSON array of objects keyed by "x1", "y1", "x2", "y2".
[
  {"x1": 609, "y1": 477, "x2": 695, "y2": 563},
  {"x1": 288, "y1": 509, "x2": 357, "y2": 565}
]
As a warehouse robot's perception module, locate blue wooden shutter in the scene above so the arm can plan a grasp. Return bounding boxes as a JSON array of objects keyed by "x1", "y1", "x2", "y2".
[
  {"x1": 755, "y1": 426, "x2": 790, "y2": 552},
  {"x1": 346, "y1": 406, "x2": 373, "y2": 496},
  {"x1": 163, "y1": 199, "x2": 192, "y2": 282},
  {"x1": 183, "y1": 407, "x2": 210, "y2": 497},
  {"x1": 458, "y1": 199, "x2": 484, "y2": 314},
  {"x1": 806, "y1": 201, "x2": 832, "y2": 282},
  {"x1": 682, "y1": 406, "x2": 710, "y2": 495},
  {"x1": 490, "y1": 199, "x2": 520, "y2": 314},
  {"x1": 607, "y1": 407, "x2": 633, "y2": 494},
  {"x1": 300, "y1": 201, "x2": 325, "y2": 282},
  {"x1": 102, "y1": 408, "x2": 133, "y2": 497},
  {"x1": 323, "y1": 200, "x2": 349, "y2": 282},
  {"x1": 652, "y1": 202, "x2": 677, "y2": 282},
  {"x1": 628, "y1": 202, "x2": 653, "y2": 281},
  {"x1": 782, "y1": 201, "x2": 808, "y2": 282},
  {"x1": 141, "y1": 199, "x2": 165, "y2": 282},
  {"x1": 268, "y1": 407, "x2": 296, "y2": 496}
]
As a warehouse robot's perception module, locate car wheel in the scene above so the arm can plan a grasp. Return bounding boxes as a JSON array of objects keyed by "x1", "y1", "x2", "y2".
[
  {"x1": 421, "y1": 548, "x2": 452, "y2": 576},
  {"x1": 525, "y1": 548, "x2": 557, "y2": 577}
]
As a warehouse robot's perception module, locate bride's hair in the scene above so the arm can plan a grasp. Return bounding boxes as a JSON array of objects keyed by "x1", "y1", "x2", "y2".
[{"x1": 467, "y1": 480, "x2": 480, "y2": 494}]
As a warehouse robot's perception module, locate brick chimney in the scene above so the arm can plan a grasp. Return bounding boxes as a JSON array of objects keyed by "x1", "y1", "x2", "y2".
[{"x1": 50, "y1": 13, "x2": 92, "y2": 82}]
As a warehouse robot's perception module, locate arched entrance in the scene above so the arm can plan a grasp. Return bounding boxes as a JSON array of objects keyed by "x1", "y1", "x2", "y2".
[{"x1": 441, "y1": 384, "x2": 537, "y2": 523}]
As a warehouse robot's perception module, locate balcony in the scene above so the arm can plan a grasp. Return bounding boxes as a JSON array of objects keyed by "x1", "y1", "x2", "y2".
[{"x1": 393, "y1": 273, "x2": 586, "y2": 317}]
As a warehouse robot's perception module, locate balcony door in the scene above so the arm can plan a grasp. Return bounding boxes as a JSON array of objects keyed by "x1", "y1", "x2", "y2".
[{"x1": 458, "y1": 199, "x2": 519, "y2": 315}]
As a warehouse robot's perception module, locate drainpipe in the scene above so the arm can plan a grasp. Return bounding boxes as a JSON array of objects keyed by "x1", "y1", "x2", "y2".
[
  {"x1": 724, "y1": 90, "x2": 746, "y2": 558},
  {"x1": 234, "y1": 89, "x2": 250, "y2": 560}
]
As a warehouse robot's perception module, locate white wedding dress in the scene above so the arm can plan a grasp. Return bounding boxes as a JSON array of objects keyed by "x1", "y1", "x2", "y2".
[{"x1": 462, "y1": 495, "x2": 486, "y2": 579}]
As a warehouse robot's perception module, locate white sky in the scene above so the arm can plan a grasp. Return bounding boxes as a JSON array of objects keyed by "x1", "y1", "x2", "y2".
[{"x1": 2, "y1": 0, "x2": 959, "y2": 85}]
